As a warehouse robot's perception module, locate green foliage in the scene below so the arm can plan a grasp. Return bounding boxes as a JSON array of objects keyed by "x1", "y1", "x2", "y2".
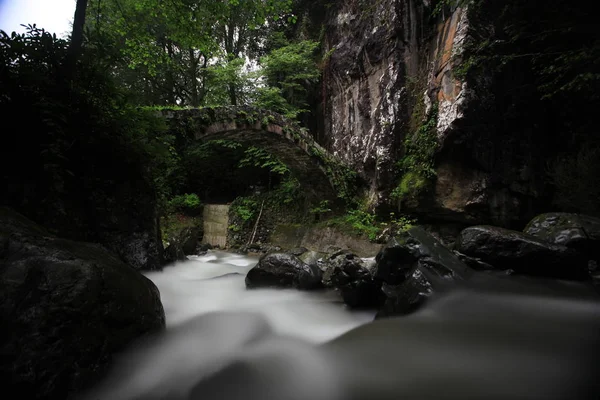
[
  {"x1": 167, "y1": 193, "x2": 202, "y2": 214},
  {"x1": 320, "y1": 208, "x2": 417, "y2": 241},
  {"x1": 161, "y1": 213, "x2": 201, "y2": 244},
  {"x1": 310, "y1": 200, "x2": 332, "y2": 215},
  {"x1": 323, "y1": 209, "x2": 379, "y2": 241},
  {"x1": 343, "y1": 209, "x2": 380, "y2": 241},
  {"x1": 0, "y1": 25, "x2": 174, "y2": 211},
  {"x1": 310, "y1": 145, "x2": 361, "y2": 206},
  {"x1": 232, "y1": 198, "x2": 259, "y2": 222},
  {"x1": 86, "y1": 0, "x2": 294, "y2": 106},
  {"x1": 228, "y1": 223, "x2": 242, "y2": 232},
  {"x1": 256, "y1": 40, "x2": 321, "y2": 119},
  {"x1": 392, "y1": 103, "x2": 439, "y2": 202},
  {"x1": 389, "y1": 212, "x2": 416, "y2": 232},
  {"x1": 239, "y1": 146, "x2": 289, "y2": 175},
  {"x1": 204, "y1": 57, "x2": 256, "y2": 106},
  {"x1": 392, "y1": 172, "x2": 429, "y2": 200},
  {"x1": 271, "y1": 176, "x2": 301, "y2": 205}
]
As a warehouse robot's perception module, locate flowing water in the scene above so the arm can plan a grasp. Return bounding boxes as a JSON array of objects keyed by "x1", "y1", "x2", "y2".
[{"x1": 82, "y1": 251, "x2": 600, "y2": 400}]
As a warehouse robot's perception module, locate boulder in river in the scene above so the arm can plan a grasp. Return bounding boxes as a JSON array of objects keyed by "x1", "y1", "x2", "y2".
[
  {"x1": 329, "y1": 252, "x2": 384, "y2": 308},
  {"x1": 455, "y1": 225, "x2": 589, "y2": 280},
  {"x1": 164, "y1": 241, "x2": 187, "y2": 263},
  {"x1": 0, "y1": 207, "x2": 166, "y2": 399},
  {"x1": 524, "y1": 213, "x2": 600, "y2": 261},
  {"x1": 179, "y1": 226, "x2": 203, "y2": 255},
  {"x1": 245, "y1": 253, "x2": 323, "y2": 290},
  {"x1": 374, "y1": 227, "x2": 472, "y2": 317}
]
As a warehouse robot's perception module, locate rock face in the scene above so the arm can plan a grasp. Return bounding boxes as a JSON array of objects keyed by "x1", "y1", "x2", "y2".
[
  {"x1": 374, "y1": 227, "x2": 472, "y2": 317},
  {"x1": 455, "y1": 226, "x2": 589, "y2": 280},
  {"x1": 321, "y1": 1, "x2": 571, "y2": 226},
  {"x1": 245, "y1": 253, "x2": 323, "y2": 290},
  {"x1": 322, "y1": 0, "x2": 475, "y2": 212},
  {"x1": 329, "y1": 252, "x2": 383, "y2": 308},
  {"x1": 323, "y1": 0, "x2": 415, "y2": 209},
  {"x1": 0, "y1": 208, "x2": 166, "y2": 399}
]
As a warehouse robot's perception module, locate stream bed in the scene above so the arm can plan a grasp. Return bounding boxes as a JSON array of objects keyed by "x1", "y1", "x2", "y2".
[{"x1": 82, "y1": 251, "x2": 600, "y2": 400}]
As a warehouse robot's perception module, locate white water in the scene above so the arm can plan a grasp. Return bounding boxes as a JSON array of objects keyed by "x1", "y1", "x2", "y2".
[
  {"x1": 148, "y1": 251, "x2": 375, "y2": 342},
  {"x1": 82, "y1": 251, "x2": 600, "y2": 400}
]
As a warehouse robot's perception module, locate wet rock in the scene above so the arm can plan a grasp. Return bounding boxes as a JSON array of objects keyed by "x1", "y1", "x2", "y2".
[
  {"x1": 453, "y1": 251, "x2": 495, "y2": 271},
  {"x1": 245, "y1": 253, "x2": 323, "y2": 290},
  {"x1": 198, "y1": 243, "x2": 213, "y2": 252},
  {"x1": 374, "y1": 227, "x2": 472, "y2": 317},
  {"x1": 289, "y1": 247, "x2": 310, "y2": 256},
  {"x1": 455, "y1": 225, "x2": 588, "y2": 280},
  {"x1": 524, "y1": 213, "x2": 600, "y2": 262},
  {"x1": 244, "y1": 243, "x2": 282, "y2": 255},
  {"x1": 164, "y1": 241, "x2": 187, "y2": 263},
  {"x1": 179, "y1": 226, "x2": 203, "y2": 255},
  {"x1": 298, "y1": 250, "x2": 323, "y2": 268},
  {"x1": 329, "y1": 252, "x2": 384, "y2": 308},
  {"x1": 103, "y1": 230, "x2": 164, "y2": 271},
  {"x1": 0, "y1": 208, "x2": 165, "y2": 399}
]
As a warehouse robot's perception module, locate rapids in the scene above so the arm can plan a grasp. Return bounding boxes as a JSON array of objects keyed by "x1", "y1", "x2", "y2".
[{"x1": 81, "y1": 251, "x2": 600, "y2": 400}]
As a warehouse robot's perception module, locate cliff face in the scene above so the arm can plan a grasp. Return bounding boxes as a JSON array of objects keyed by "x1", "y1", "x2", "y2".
[
  {"x1": 321, "y1": 0, "x2": 563, "y2": 228},
  {"x1": 322, "y1": 0, "x2": 421, "y2": 210}
]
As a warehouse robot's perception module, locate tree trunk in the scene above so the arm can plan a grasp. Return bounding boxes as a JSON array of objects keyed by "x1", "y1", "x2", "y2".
[
  {"x1": 65, "y1": 0, "x2": 89, "y2": 79},
  {"x1": 189, "y1": 48, "x2": 199, "y2": 107},
  {"x1": 228, "y1": 83, "x2": 237, "y2": 106}
]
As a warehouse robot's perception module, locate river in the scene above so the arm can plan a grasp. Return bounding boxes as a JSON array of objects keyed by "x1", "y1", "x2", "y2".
[{"x1": 82, "y1": 251, "x2": 600, "y2": 400}]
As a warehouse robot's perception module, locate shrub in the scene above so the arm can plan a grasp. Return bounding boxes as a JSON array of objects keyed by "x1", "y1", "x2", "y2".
[{"x1": 167, "y1": 193, "x2": 202, "y2": 215}]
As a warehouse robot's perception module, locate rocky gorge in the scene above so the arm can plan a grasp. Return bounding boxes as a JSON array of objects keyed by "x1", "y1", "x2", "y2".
[{"x1": 0, "y1": 0, "x2": 598, "y2": 398}]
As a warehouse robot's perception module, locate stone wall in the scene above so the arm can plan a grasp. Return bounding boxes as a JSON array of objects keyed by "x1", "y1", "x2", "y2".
[{"x1": 203, "y1": 204, "x2": 230, "y2": 248}]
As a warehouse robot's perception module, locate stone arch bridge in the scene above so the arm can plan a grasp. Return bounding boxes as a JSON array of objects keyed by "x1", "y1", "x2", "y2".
[{"x1": 161, "y1": 106, "x2": 356, "y2": 201}]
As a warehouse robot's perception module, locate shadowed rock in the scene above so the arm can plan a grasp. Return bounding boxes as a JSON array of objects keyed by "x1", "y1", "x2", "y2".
[
  {"x1": 375, "y1": 227, "x2": 472, "y2": 317},
  {"x1": 456, "y1": 225, "x2": 588, "y2": 280},
  {"x1": 329, "y1": 252, "x2": 384, "y2": 308},
  {"x1": 0, "y1": 207, "x2": 165, "y2": 399}
]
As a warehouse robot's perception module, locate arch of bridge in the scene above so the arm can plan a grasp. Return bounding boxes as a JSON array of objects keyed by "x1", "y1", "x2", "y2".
[{"x1": 162, "y1": 106, "x2": 342, "y2": 200}]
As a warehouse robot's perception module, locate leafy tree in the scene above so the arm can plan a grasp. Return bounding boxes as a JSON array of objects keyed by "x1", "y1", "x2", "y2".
[
  {"x1": 85, "y1": 0, "x2": 294, "y2": 107},
  {"x1": 256, "y1": 39, "x2": 320, "y2": 118}
]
